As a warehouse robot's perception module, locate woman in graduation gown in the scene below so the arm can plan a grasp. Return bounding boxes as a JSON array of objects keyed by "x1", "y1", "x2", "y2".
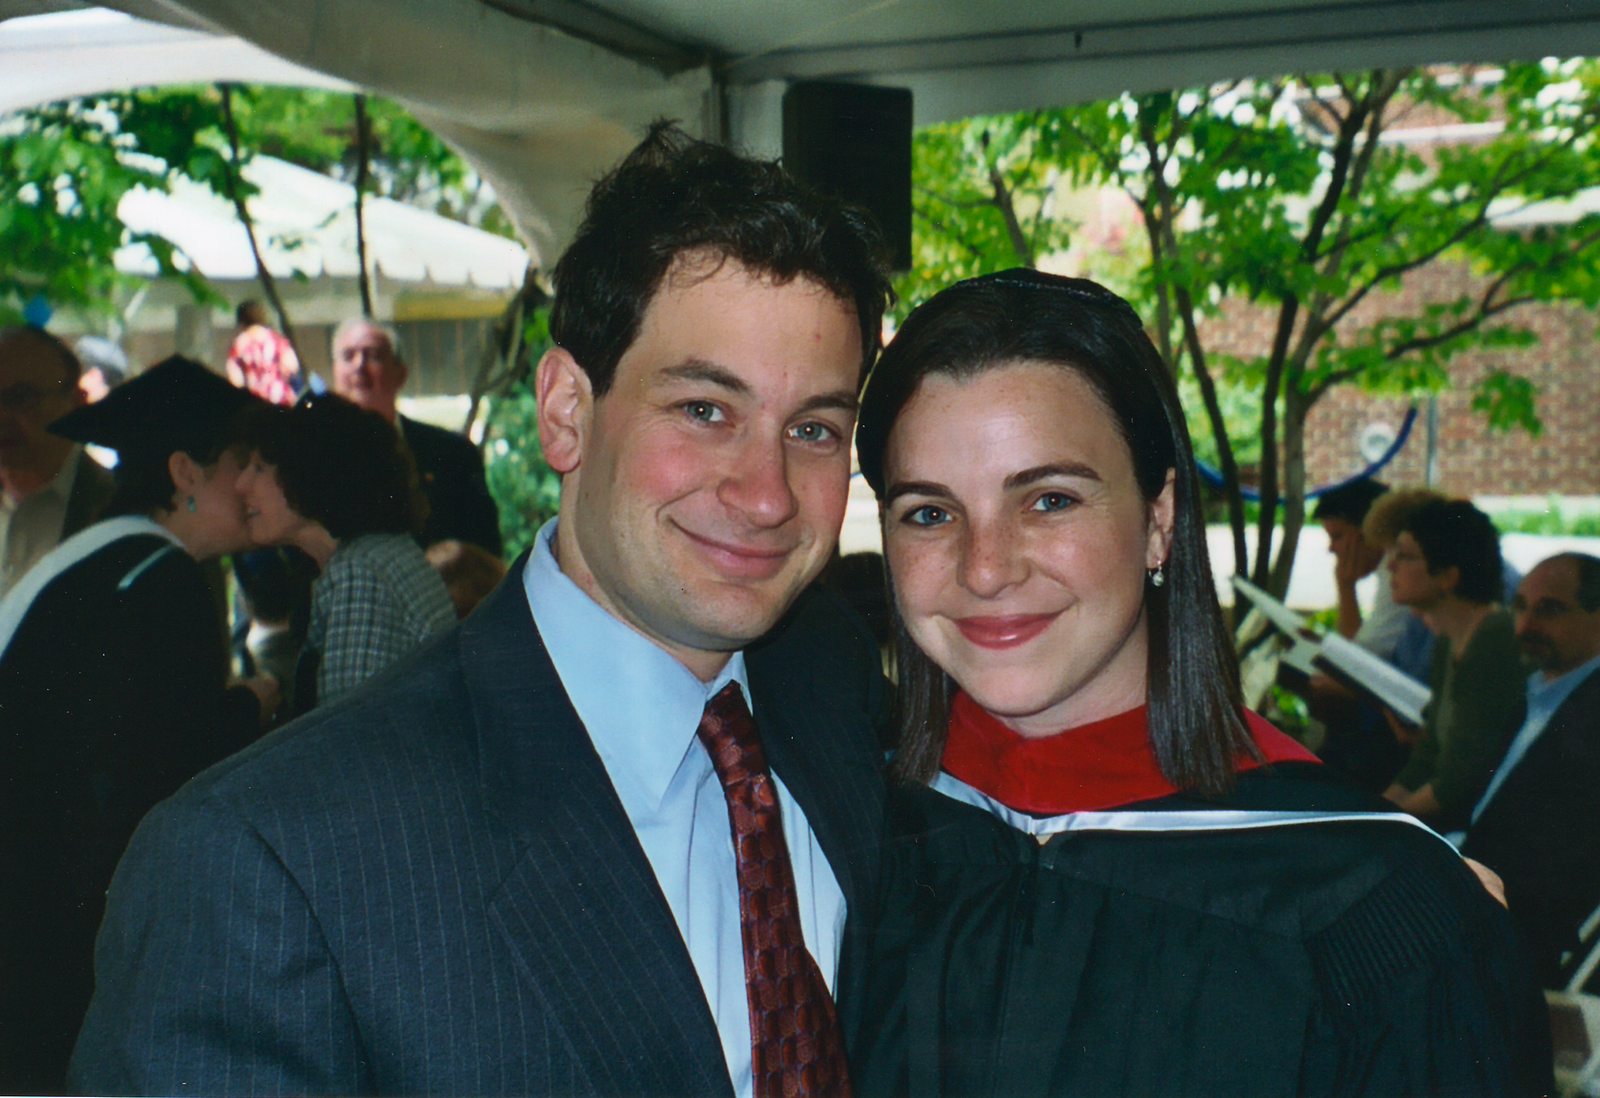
[
  {"x1": 845, "y1": 271, "x2": 1551, "y2": 1097},
  {"x1": 0, "y1": 356, "x2": 277, "y2": 1093}
]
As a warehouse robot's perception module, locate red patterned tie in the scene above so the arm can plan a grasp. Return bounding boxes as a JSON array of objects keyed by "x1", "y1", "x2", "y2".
[{"x1": 697, "y1": 681, "x2": 854, "y2": 1098}]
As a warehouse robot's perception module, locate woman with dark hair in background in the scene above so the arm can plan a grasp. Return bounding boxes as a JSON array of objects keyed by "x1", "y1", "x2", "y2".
[
  {"x1": 0, "y1": 356, "x2": 276, "y2": 1092},
  {"x1": 1382, "y1": 498, "x2": 1526, "y2": 829},
  {"x1": 846, "y1": 270, "x2": 1549, "y2": 1096},
  {"x1": 236, "y1": 393, "x2": 454, "y2": 715}
]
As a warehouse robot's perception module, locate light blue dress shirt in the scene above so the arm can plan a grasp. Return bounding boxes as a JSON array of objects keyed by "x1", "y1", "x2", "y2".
[
  {"x1": 522, "y1": 521, "x2": 846, "y2": 1098},
  {"x1": 1464, "y1": 651, "x2": 1600, "y2": 832}
]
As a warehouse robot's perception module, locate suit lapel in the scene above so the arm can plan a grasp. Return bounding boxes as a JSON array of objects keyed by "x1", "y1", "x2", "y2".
[
  {"x1": 745, "y1": 589, "x2": 885, "y2": 916},
  {"x1": 458, "y1": 563, "x2": 734, "y2": 1097}
]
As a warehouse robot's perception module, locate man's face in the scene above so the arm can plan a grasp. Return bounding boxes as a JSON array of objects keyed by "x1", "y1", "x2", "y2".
[
  {"x1": 1512, "y1": 558, "x2": 1600, "y2": 677},
  {"x1": 545, "y1": 260, "x2": 863, "y2": 680},
  {"x1": 332, "y1": 322, "x2": 407, "y2": 419},
  {"x1": 1320, "y1": 516, "x2": 1383, "y2": 579},
  {"x1": 0, "y1": 330, "x2": 83, "y2": 494}
]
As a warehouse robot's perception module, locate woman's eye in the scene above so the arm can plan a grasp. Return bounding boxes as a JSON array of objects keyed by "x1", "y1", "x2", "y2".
[
  {"x1": 1032, "y1": 492, "x2": 1076, "y2": 513},
  {"x1": 682, "y1": 400, "x2": 725, "y2": 423},
  {"x1": 904, "y1": 505, "x2": 951, "y2": 527},
  {"x1": 788, "y1": 421, "x2": 837, "y2": 444}
]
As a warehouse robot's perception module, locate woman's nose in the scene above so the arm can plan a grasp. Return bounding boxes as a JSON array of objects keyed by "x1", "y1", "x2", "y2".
[{"x1": 959, "y1": 518, "x2": 1026, "y2": 597}]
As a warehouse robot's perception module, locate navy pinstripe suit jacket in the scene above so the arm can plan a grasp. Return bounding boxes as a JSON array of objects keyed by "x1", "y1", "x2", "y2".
[{"x1": 70, "y1": 560, "x2": 887, "y2": 1096}]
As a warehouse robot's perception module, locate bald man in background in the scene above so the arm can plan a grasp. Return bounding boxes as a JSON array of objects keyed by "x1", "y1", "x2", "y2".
[{"x1": 330, "y1": 319, "x2": 502, "y2": 556}]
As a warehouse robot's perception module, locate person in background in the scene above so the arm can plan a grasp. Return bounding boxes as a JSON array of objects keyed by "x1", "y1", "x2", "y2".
[
  {"x1": 0, "y1": 356, "x2": 276, "y2": 1092},
  {"x1": 1313, "y1": 478, "x2": 1399, "y2": 645},
  {"x1": 1461, "y1": 552, "x2": 1600, "y2": 986},
  {"x1": 0, "y1": 326, "x2": 114, "y2": 597},
  {"x1": 1383, "y1": 499, "x2": 1526, "y2": 829},
  {"x1": 331, "y1": 318, "x2": 502, "y2": 556},
  {"x1": 225, "y1": 300, "x2": 302, "y2": 406},
  {"x1": 74, "y1": 335, "x2": 128, "y2": 404},
  {"x1": 847, "y1": 269, "x2": 1549, "y2": 1097},
  {"x1": 425, "y1": 537, "x2": 507, "y2": 619},
  {"x1": 235, "y1": 393, "x2": 455, "y2": 714},
  {"x1": 1307, "y1": 478, "x2": 1416, "y2": 789}
]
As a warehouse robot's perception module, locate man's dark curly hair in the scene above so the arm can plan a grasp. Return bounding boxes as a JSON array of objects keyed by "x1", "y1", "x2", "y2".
[
  {"x1": 245, "y1": 395, "x2": 426, "y2": 542},
  {"x1": 548, "y1": 120, "x2": 894, "y2": 395}
]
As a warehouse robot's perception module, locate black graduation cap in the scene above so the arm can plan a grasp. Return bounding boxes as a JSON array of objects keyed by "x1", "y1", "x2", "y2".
[{"x1": 48, "y1": 355, "x2": 262, "y2": 469}]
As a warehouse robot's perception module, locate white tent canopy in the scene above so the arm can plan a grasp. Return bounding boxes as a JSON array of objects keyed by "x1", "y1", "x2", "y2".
[
  {"x1": 5, "y1": 0, "x2": 1600, "y2": 258},
  {"x1": 116, "y1": 152, "x2": 530, "y2": 285}
]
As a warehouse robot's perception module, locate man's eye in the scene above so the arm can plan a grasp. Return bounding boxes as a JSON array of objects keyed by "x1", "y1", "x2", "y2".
[
  {"x1": 904, "y1": 505, "x2": 951, "y2": 527},
  {"x1": 1032, "y1": 492, "x2": 1076, "y2": 513},
  {"x1": 788, "y1": 422, "x2": 836, "y2": 444},
  {"x1": 682, "y1": 401, "x2": 724, "y2": 423}
]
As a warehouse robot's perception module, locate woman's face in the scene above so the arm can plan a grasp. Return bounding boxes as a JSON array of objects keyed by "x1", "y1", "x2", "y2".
[
  {"x1": 882, "y1": 362, "x2": 1173, "y2": 738},
  {"x1": 186, "y1": 448, "x2": 253, "y2": 557},
  {"x1": 236, "y1": 452, "x2": 304, "y2": 546},
  {"x1": 1387, "y1": 531, "x2": 1451, "y2": 609}
]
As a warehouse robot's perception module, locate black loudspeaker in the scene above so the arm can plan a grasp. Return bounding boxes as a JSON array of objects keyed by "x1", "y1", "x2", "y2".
[{"x1": 783, "y1": 81, "x2": 913, "y2": 272}]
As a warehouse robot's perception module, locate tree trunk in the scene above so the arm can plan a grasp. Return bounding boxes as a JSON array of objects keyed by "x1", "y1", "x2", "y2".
[
  {"x1": 217, "y1": 83, "x2": 298, "y2": 358},
  {"x1": 353, "y1": 94, "x2": 374, "y2": 318}
]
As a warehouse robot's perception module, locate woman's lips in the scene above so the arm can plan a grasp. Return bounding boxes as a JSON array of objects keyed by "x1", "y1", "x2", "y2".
[{"x1": 954, "y1": 613, "x2": 1058, "y2": 649}]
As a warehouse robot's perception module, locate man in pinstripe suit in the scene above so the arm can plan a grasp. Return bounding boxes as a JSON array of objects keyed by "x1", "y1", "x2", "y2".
[{"x1": 71, "y1": 123, "x2": 893, "y2": 1096}]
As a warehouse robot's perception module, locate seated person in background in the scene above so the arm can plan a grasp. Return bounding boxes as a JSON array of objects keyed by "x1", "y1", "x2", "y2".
[
  {"x1": 1383, "y1": 499, "x2": 1525, "y2": 830},
  {"x1": 331, "y1": 318, "x2": 502, "y2": 556},
  {"x1": 236, "y1": 394, "x2": 456, "y2": 715},
  {"x1": 1308, "y1": 478, "x2": 1415, "y2": 789},
  {"x1": 1462, "y1": 553, "x2": 1600, "y2": 987},
  {"x1": 425, "y1": 537, "x2": 506, "y2": 620},
  {"x1": 1314, "y1": 478, "x2": 1399, "y2": 645}
]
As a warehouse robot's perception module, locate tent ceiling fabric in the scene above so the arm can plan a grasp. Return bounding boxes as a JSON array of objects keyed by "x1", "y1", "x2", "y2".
[{"x1": 6, "y1": 0, "x2": 1600, "y2": 259}]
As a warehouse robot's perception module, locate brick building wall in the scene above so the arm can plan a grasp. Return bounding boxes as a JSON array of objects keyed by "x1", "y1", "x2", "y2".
[{"x1": 1198, "y1": 260, "x2": 1600, "y2": 498}]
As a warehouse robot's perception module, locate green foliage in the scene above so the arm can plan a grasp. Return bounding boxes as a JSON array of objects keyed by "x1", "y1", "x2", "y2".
[
  {"x1": 0, "y1": 99, "x2": 193, "y2": 323},
  {"x1": 1, "y1": 84, "x2": 513, "y2": 327},
  {"x1": 483, "y1": 308, "x2": 560, "y2": 559},
  {"x1": 907, "y1": 61, "x2": 1600, "y2": 596},
  {"x1": 1471, "y1": 370, "x2": 1544, "y2": 435},
  {"x1": 1490, "y1": 501, "x2": 1600, "y2": 536},
  {"x1": 894, "y1": 113, "x2": 1077, "y2": 318}
]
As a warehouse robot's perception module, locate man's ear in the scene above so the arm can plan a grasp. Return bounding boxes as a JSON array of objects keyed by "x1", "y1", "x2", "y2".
[
  {"x1": 535, "y1": 347, "x2": 591, "y2": 475},
  {"x1": 1146, "y1": 468, "x2": 1177, "y2": 571}
]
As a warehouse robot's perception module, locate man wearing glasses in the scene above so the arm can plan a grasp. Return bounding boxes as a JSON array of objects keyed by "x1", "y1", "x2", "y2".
[
  {"x1": 0, "y1": 326, "x2": 114, "y2": 598},
  {"x1": 1462, "y1": 552, "x2": 1600, "y2": 986}
]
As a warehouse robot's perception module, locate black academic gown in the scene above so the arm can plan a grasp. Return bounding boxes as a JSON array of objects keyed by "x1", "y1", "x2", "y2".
[
  {"x1": 0, "y1": 530, "x2": 261, "y2": 1093},
  {"x1": 847, "y1": 761, "x2": 1552, "y2": 1098}
]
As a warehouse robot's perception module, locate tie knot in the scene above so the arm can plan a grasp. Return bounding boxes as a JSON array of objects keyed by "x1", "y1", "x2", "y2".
[{"x1": 698, "y1": 681, "x2": 767, "y2": 789}]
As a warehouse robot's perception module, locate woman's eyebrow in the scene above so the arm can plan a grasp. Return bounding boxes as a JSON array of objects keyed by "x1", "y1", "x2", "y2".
[
  {"x1": 884, "y1": 480, "x2": 949, "y2": 504},
  {"x1": 1004, "y1": 462, "x2": 1099, "y2": 490}
]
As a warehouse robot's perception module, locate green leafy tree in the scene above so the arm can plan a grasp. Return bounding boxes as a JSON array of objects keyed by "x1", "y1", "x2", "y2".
[
  {"x1": 0, "y1": 97, "x2": 216, "y2": 324},
  {"x1": 911, "y1": 62, "x2": 1600, "y2": 598}
]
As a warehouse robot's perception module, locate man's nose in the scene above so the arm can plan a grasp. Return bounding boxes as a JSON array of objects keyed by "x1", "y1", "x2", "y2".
[{"x1": 717, "y1": 437, "x2": 798, "y2": 529}]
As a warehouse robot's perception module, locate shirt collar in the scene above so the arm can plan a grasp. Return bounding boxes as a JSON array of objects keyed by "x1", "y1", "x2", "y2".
[
  {"x1": 1528, "y1": 650, "x2": 1600, "y2": 710},
  {"x1": 522, "y1": 519, "x2": 747, "y2": 811},
  {"x1": 2, "y1": 444, "x2": 80, "y2": 513}
]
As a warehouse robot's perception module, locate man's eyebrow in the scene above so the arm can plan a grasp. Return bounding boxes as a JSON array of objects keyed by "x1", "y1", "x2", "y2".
[
  {"x1": 1004, "y1": 462, "x2": 1100, "y2": 490},
  {"x1": 797, "y1": 390, "x2": 859, "y2": 415},
  {"x1": 659, "y1": 360, "x2": 750, "y2": 395},
  {"x1": 884, "y1": 480, "x2": 949, "y2": 504},
  {"x1": 659, "y1": 362, "x2": 857, "y2": 415}
]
